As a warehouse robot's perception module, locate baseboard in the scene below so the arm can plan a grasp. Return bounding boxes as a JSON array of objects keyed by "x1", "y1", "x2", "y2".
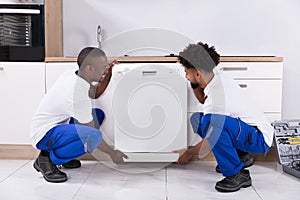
[
  {"x1": 0, "y1": 144, "x2": 278, "y2": 162},
  {"x1": 0, "y1": 144, "x2": 39, "y2": 159},
  {"x1": 193, "y1": 146, "x2": 278, "y2": 162},
  {"x1": 0, "y1": 144, "x2": 96, "y2": 160}
]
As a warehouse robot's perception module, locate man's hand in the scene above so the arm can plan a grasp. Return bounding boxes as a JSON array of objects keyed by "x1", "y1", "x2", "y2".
[
  {"x1": 97, "y1": 140, "x2": 128, "y2": 164},
  {"x1": 99, "y1": 60, "x2": 118, "y2": 82},
  {"x1": 174, "y1": 149, "x2": 193, "y2": 165},
  {"x1": 89, "y1": 60, "x2": 120, "y2": 99},
  {"x1": 174, "y1": 143, "x2": 204, "y2": 165},
  {"x1": 109, "y1": 150, "x2": 128, "y2": 164}
]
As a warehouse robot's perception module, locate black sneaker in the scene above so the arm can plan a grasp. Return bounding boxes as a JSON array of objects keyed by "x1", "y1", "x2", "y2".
[
  {"x1": 62, "y1": 159, "x2": 81, "y2": 169},
  {"x1": 215, "y1": 152, "x2": 254, "y2": 173},
  {"x1": 215, "y1": 169, "x2": 252, "y2": 192},
  {"x1": 33, "y1": 151, "x2": 68, "y2": 183}
]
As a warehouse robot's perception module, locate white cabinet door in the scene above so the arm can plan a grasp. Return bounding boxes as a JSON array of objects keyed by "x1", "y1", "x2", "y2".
[
  {"x1": 234, "y1": 79, "x2": 282, "y2": 112},
  {"x1": 0, "y1": 62, "x2": 45, "y2": 144},
  {"x1": 45, "y1": 62, "x2": 77, "y2": 92},
  {"x1": 222, "y1": 61, "x2": 283, "y2": 121}
]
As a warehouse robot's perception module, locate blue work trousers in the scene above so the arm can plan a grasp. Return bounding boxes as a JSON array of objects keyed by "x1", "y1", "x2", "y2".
[
  {"x1": 36, "y1": 108, "x2": 105, "y2": 165},
  {"x1": 190, "y1": 112, "x2": 269, "y2": 176}
]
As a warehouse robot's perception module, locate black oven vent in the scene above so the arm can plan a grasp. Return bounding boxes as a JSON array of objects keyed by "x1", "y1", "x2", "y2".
[{"x1": 0, "y1": 14, "x2": 32, "y2": 47}]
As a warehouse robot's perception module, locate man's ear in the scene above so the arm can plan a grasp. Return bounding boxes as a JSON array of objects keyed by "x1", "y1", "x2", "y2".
[
  {"x1": 195, "y1": 69, "x2": 202, "y2": 80},
  {"x1": 86, "y1": 64, "x2": 93, "y2": 72}
]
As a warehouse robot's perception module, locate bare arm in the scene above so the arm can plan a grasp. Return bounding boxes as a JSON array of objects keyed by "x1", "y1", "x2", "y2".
[
  {"x1": 89, "y1": 67, "x2": 112, "y2": 99},
  {"x1": 97, "y1": 139, "x2": 128, "y2": 164},
  {"x1": 177, "y1": 139, "x2": 207, "y2": 164},
  {"x1": 89, "y1": 61, "x2": 119, "y2": 99},
  {"x1": 84, "y1": 121, "x2": 95, "y2": 128},
  {"x1": 83, "y1": 120, "x2": 128, "y2": 164}
]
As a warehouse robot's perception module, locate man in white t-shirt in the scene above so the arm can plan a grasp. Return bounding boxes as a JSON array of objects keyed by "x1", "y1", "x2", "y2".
[
  {"x1": 177, "y1": 42, "x2": 273, "y2": 192},
  {"x1": 31, "y1": 47, "x2": 127, "y2": 183}
]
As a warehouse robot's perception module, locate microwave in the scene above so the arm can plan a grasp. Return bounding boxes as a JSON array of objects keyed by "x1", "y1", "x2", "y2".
[{"x1": 0, "y1": 0, "x2": 45, "y2": 61}]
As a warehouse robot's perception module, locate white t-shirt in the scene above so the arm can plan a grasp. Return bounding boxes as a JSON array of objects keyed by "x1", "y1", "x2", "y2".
[
  {"x1": 30, "y1": 69, "x2": 93, "y2": 147},
  {"x1": 200, "y1": 69, "x2": 274, "y2": 147}
]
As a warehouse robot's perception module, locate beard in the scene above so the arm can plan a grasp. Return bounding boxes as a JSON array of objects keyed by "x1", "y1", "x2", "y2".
[{"x1": 190, "y1": 82, "x2": 200, "y2": 89}]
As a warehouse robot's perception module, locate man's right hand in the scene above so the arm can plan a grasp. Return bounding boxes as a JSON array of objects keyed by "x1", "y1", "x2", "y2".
[
  {"x1": 109, "y1": 150, "x2": 128, "y2": 164},
  {"x1": 175, "y1": 149, "x2": 193, "y2": 165}
]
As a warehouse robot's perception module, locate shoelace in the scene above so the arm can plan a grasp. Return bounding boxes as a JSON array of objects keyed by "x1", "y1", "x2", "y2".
[{"x1": 51, "y1": 164, "x2": 62, "y2": 174}]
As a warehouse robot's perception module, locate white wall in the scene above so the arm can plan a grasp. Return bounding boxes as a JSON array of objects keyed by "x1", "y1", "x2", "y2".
[{"x1": 63, "y1": 0, "x2": 300, "y2": 119}]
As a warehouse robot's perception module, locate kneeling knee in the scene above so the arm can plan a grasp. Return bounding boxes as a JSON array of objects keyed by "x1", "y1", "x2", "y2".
[{"x1": 86, "y1": 130, "x2": 102, "y2": 153}]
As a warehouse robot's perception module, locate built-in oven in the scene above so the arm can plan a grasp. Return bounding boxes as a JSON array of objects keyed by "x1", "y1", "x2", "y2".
[{"x1": 0, "y1": 0, "x2": 44, "y2": 61}]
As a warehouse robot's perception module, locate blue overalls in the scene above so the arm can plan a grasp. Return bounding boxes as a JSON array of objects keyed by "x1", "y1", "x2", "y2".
[
  {"x1": 190, "y1": 112, "x2": 270, "y2": 176},
  {"x1": 36, "y1": 108, "x2": 105, "y2": 165}
]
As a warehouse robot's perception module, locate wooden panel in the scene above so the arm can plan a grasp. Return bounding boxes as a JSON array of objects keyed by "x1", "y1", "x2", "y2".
[
  {"x1": 220, "y1": 56, "x2": 283, "y2": 62},
  {"x1": 0, "y1": 144, "x2": 97, "y2": 160},
  {"x1": 0, "y1": 145, "x2": 39, "y2": 159},
  {"x1": 45, "y1": 0, "x2": 63, "y2": 57},
  {"x1": 193, "y1": 147, "x2": 278, "y2": 162},
  {"x1": 0, "y1": 144, "x2": 277, "y2": 162}
]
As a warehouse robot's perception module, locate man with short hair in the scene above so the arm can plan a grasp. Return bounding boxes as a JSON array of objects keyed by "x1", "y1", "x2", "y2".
[
  {"x1": 177, "y1": 42, "x2": 273, "y2": 192},
  {"x1": 31, "y1": 47, "x2": 127, "y2": 183}
]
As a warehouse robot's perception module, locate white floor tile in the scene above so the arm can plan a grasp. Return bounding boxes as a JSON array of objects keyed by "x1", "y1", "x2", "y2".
[
  {"x1": 167, "y1": 161, "x2": 261, "y2": 200},
  {"x1": 250, "y1": 162, "x2": 300, "y2": 200},
  {"x1": 0, "y1": 160, "x2": 299, "y2": 200},
  {"x1": 0, "y1": 160, "x2": 97, "y2": 200},
  {"x1": 73, "y1": 162, "x2": 166, "y2": 200},
  {"x1": 0, "y1": 159, "x2": 29, "y2": 182}
]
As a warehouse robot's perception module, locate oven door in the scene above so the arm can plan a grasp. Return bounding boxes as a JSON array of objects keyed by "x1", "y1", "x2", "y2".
[{"x1": 0, "y1": 4, "x2": 44, "y2": 61}]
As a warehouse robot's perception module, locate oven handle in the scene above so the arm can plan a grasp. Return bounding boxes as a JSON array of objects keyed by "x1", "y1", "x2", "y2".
[{"x1": 0, "y1": 8, "x2": 40, "y2": 14}]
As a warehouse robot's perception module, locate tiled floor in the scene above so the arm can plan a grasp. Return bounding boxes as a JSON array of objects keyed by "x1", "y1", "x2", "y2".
[{"x1": 0, "y1": 160, "x2": 299, "y2": 200}]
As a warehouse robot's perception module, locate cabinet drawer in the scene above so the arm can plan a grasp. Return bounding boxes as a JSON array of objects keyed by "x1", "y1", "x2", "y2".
[
  {"x1": 0, "y1": 62, "x2": 45, "y2": 144},
  {"x1": 46, "y1": 62, "x2": 77, "y2": 92},
  {"x1": 187, "y1": 79, "x2": 282, "y2": 113},
  {"x1": 217, "y1": 62, "x2": 283, "y2": 79},
  {"x1": 234, "y1": 80, "x2": 282, "y2": 112}
]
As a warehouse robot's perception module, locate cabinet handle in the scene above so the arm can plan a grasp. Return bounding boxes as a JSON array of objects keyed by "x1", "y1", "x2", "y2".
[
  {"x1": 0, "y1": 67, "x2": 4, "y2": 71},
  {"x1": 239, "y1": 84, "x2": 248, "y2": 88},
  {"x1": 0, "y1": 8, "x2": 40, "y2": 14},
  {"x1": 220, "y1": 67, "x2": 248, "y2": 71}
]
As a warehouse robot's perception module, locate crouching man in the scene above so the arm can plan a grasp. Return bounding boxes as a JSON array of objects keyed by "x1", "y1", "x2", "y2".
[
  {"x1": 177, "y1": 42, "x2": 273, "y2": 192},
  {"x1": 30, "y1": 47, "x2": 127, "y2": 183}
]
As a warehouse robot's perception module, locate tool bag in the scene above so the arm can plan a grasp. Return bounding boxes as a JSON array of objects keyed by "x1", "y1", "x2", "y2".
[{"x1": 272, "y1": 120, "x2": 300, "y2": 178}]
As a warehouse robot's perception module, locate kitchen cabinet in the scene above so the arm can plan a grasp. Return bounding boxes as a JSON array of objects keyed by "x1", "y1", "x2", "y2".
[
  {"x1": 45, "y1": 62, "x2": 77, "y2": 92},
  {"x1": 0, "y1": 57, "x2": 281, "y2": 157},
  {"x1": 218, "y1": 61, "x2": 283, "y2": 122},
  {"x1": 187, "y1": 61, "x2": 283, "y2": 123},
  {"x1": 187, "y1": 61, "x2": 283, "y2": 147},
  {"x1": 0, "y1": 62, "x2": 45, "y2": 144}
]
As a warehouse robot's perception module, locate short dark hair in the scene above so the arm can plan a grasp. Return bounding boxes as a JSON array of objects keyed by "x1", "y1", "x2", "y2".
[
  {"x1": 77, "y1": 47, "x2": 106, "y2": 69},
  {"x1": 178, "y1": 42, "x2": 220, "y2": 72}
]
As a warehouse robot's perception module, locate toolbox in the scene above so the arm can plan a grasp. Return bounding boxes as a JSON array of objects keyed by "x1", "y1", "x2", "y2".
[{"x1": 272, "y1": 120, "x2": 300, "y2": 179}]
